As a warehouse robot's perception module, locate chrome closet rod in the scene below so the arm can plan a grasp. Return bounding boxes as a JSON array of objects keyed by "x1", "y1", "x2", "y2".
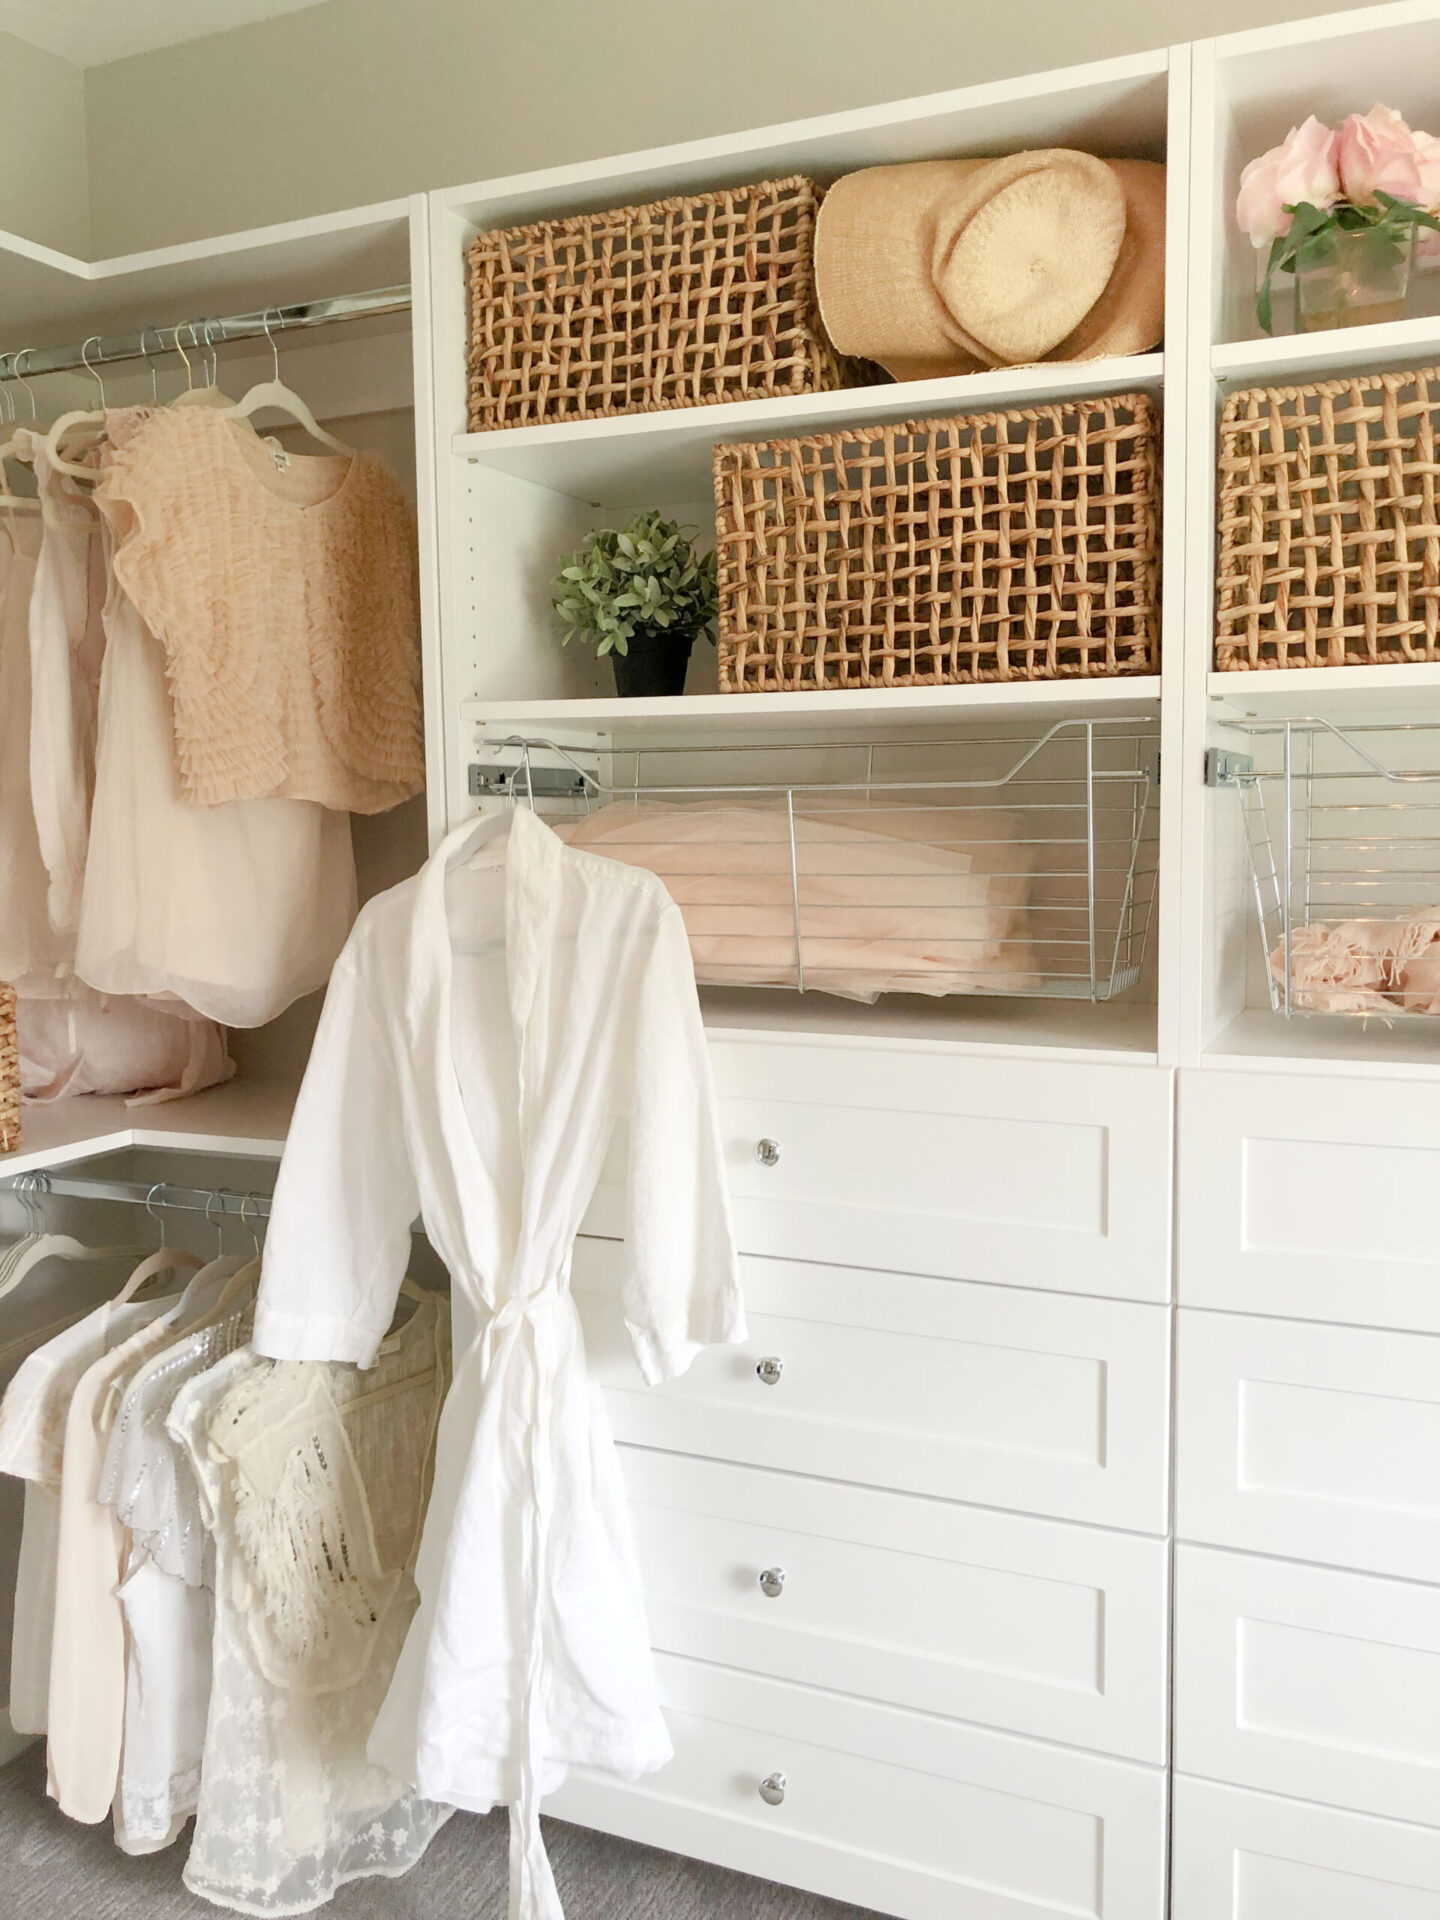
[
  {"x1": 3, "y1": 285, "x2": 412, "y2": 382},
  {"x1": 1, "y1": 1172, "x2": 272, "y2": 1219},
  {"x1": 0, "y1": 1172, "x2": 432, "y2": 1235}
]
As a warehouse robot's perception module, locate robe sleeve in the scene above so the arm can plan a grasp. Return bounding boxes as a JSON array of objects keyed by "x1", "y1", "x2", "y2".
[
  {"x1": 251, "y1": 951, "x2": 418, "y2": 1368},
  {"x1": 622, "y1": 904, "x2": 746, "y2": 1385}
]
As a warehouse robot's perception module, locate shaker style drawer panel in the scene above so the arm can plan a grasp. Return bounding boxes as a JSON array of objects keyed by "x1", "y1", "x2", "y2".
[
  {"x1": 1178, "y1": 1309, "x2": 1440, "y2": 1583},
  {"x1": 1175, "y1": 1545, "x2": 1440, "y2": 1826},
  {"x1": 587, "y1": 1041, "x2": 1173, "y2": 1302},
  {"x1": 1179, "y1": 1071, "x2": 1440, "y2": 1330},
  {"x1": 550, "y1": 1654, "x2": 1167, "y2": 1920},
  {"x1": 620, "y1": 1448, "x2": 1169, "y2": 1763},
  {"x1": 574, "y1": 1241, "x2": 1171, "y2": 1533},
  {"x1": 1173, "y1": 1775, "x2": 1440, "y2": 1920}
]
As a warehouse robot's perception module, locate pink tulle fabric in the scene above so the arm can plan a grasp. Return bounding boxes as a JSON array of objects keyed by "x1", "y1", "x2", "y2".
[
  {"x1": 1270, "y1": 910, "x2": 1440, "y2": 1013},
  {"x1": 556, "y1": 802, "x2": 1035, "y2": 1000}
]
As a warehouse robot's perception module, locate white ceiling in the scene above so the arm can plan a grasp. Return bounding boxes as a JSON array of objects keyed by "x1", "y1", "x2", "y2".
[{"x1": 0, "y1": 0, "x2": 331, "y2": 68}]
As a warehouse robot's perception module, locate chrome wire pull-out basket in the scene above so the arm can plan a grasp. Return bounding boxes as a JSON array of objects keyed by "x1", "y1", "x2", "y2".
[
  {"x1": 1218, "y1": 718, "x2": 1440, "y2": 1019},
  {"x1": 471, "y1": 719, "x2": 1159, "y2": 1003}
]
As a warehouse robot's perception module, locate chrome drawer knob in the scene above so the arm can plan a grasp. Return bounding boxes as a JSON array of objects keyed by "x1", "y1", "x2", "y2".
[
  {"x1": 758, "y1": 1771, "x2": 787, "y2": 1807},
  {"x1": 755, "y1": 1356, "x2": 784, "y2": 1386},
  {"x1": 758, "y1": 1567, "x2": 787, "y2": 1599},
  {"x1": 755, "y1": 1138, "x2": 781, "y2": 1167}
]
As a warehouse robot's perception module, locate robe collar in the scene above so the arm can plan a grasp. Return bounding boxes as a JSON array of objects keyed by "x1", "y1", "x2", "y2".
[
  {"x1": 406, "y1": 803, "x2": 562, "y2": 1044},
  {"x1": 406, "y1": 805, "x2": 563, "y2": 1291}
]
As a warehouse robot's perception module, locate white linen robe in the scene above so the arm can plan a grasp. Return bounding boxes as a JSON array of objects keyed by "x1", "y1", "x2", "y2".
[{"x1": 252, "y1": 805, "x2": 745, "y2": 1920}]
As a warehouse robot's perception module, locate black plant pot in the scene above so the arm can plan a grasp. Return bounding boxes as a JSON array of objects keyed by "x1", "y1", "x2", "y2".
[{"x1": 610, "y1": 628, "x2": 694, "y2": 698}]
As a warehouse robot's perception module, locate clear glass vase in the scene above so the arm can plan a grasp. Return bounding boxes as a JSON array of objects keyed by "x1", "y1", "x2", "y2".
[{"x1": 1294, "y1": 222, "x2": 1414, "y2": 332}]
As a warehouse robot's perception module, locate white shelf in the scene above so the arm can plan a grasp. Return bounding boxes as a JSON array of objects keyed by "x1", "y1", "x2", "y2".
[
  {"x1": 702, "y1": 989, "x2": 1158, "y2": 1062},
  {"x1": 464, "y1": 677, "x2": 1163, "y2": 742},
  {"x1": 1208, "y1": 663, "x2": 1440, "y2": 720},
  {"x1": 0, "y1": 201, "x2": 412, "y2": 349},
  {"x1": 452, "y1": 356, "x2": 1164, "y2": 503},
  {"x1": 1204, "y1": 1007, "x2": 1440, "y2": 1080},
  {"x1": 1213, "y1": 313, "x2": 1440, "y2": 386},
  {"x1": 0, "y1": 1079, "x2": 299, "y2": 1178}
]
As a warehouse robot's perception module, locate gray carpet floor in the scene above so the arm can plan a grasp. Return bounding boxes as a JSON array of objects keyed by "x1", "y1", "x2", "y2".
[{"x1": 2, "y1": 1745, "x2": 885, "y2": 1920}]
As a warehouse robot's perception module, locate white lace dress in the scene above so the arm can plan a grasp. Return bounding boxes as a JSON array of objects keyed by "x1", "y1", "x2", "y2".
[
  {"x1": 169, "y1": 1293, "x2": 452, "y2": 1914},
  {"x1": 99, "y1": 1305, "x2": 254, "y2": 1854}
]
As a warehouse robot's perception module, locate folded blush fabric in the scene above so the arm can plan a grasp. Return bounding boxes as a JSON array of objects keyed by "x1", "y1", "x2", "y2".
[
  {"x1": 556, "y1": 802, "x2": 1036, "y2": 1001},
  {"x1": 1270, "y1": 910, "x2": 1440, "y2": 1013}
]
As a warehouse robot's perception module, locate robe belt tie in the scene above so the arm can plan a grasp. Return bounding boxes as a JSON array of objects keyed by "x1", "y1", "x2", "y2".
[{"x1": 476, "y1": 1283, "x2": 569, "y2": 1920}]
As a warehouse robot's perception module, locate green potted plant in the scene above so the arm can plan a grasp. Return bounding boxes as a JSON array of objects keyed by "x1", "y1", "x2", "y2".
[{"x1": 552, "y1": 510, "x2": 718, "y2": 698}]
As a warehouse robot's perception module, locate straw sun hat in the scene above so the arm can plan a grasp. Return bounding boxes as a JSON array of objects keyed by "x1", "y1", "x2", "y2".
[{"x1": 814, "y1": 151, "x2": 1166, "y2": 378}]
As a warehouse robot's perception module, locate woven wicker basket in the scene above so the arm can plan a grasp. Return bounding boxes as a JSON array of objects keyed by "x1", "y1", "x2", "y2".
[
  {"x1": 713, "y1": 394, "x2": 1160, "y2": 693},
  {"x1": 0, "y1": 985, "x2": 18, "y2": 1156},
  {"x1": 466, "y1": 176, "x2": 859, "y2": 432},
  {"x1": 1216, "y1": 364, "x2": 1440, "y2": 672}
]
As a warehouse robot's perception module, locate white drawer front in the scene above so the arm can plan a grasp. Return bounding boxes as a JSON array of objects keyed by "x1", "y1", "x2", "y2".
[
  {"x1": 587, "y1": 1040, "x2": 1173, "y2": 1302},
  {"x1": 1174, "y1": 1776, "x2": 1440, "y2": 1920},
  {"x1": 620, "y1": 1448, "x2": 1168, "y2": 1762},
  {"x1": 1176, "y1": 1545, "x2": 1440, "y2": 1826},
  {"x1": 574, "y1": 1241, "x2": 1171, "y2": 1533},
  {"x1": 1179, "y1": 1309, "x2": 1440, "y2": 1583},
  {"x1": 1179, "y1": 1071, "x2": 1440, "y2": 1329},
  {"x1": 549, "y1": 1655, "x2": 1166, "y2": 1920}
]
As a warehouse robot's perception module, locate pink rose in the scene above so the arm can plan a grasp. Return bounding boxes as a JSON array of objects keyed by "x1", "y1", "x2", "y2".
[
  {"x1": 1337, "y1": 104, "x2": 1425, "y2": 203},
  {"x1": 1415, "y1": 128, "x2": 1440, "y2": 203},
  {"x1": 1414, "y1": 130, "x2": 1440, "y2": 266},
  {"x1": 1236, "y1": 116, "x2": 1341, "y2": 247}
]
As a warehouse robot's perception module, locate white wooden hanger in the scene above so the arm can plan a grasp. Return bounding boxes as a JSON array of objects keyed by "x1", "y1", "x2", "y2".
[
  {"x1": 0, "y1": 357, "x2": 41, "y2": 516},
  {"x1": 41, "y1": 334, "x2": 111, "y2": 481},
  {"x1": 109, "y1": 1183, "x2": 208, "y2": 1306},
  {"x1": 5, "y1": 348, "x2": 47, "y2": 431},
  {"x1": 169, "y1": 318, "x2": 240, "y2": 412},
  {"x1": 221, "y1": 308, "x2": 353, "y2": 454},
  {"x1": 0, "y1": 1174, "x2": 150, "y2": 1304}
]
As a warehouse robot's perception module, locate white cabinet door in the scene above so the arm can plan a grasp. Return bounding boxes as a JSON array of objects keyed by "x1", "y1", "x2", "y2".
[
  {"x1": 620, "y1": 1448, "x2": 1168, "y2": 1763},
  {"x1": 574, "y1": 1241, "x2": 1171, "y2": 1533},
  {"x1": 549, "y1": 1654, "x2": 1167, "y2": 1920},
  {"x1": 1178, "y1": 1308, "x2": 1440, "y2": 1583},
  {"x1": 1179, "y1": 1071, "x2": 1440, "y2": 1330},
  {"x1": 1173, "y1": 1775, "x2": 1440, "y2": 1919},
  {"x1": 1175, "y1": 1545, "x2": 1440, "y2": 1826},
  {"x1": 586, "y1": 1040, "x2": 1173, "y2": 1303}
]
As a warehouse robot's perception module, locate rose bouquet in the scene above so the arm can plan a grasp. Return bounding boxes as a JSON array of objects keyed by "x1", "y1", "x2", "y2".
[{"x1": 1237, "y1": 105, "x2": 1440, "y2": 332}]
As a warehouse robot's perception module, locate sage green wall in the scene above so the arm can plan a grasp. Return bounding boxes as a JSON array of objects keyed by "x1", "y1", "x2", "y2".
[
  {"x1": 83, "y1": 0, "x2": 1393, "y2": 254},
  {"x1": 0, "y1": 31, "x2": 89, "y2": 254}
]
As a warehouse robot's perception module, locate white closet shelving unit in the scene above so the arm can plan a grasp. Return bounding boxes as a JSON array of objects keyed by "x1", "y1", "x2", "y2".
[
  {"x1": 9, "y1": 4, "x2": 1440, "y2": 1916},
  {"x1": 1171, "y1": 7, "x2": 1440, "y2": 1917},
  {"x1": 427, "y1": 45, "x2": 1188, "y2": 1075}
]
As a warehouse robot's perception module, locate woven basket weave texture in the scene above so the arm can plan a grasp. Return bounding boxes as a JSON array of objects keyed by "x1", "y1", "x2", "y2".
[
  {"x1": 1216, "y1": 364, "x2": 1440, "y2": 671},
  {"x1": 466, "y1": 176, "x2": 858, "y2": 432},
  {"x1": 0, "y1": 985, "x2": 18, "y2": 1155},
  {"x1": 712, "y1": 395, "x2": 1160, "y2": 693}
]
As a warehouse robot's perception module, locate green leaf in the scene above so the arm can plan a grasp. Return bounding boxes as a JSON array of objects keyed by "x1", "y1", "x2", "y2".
[{"x1": 1257, "y1": 231, "x2": 1292, "y2": 335}]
